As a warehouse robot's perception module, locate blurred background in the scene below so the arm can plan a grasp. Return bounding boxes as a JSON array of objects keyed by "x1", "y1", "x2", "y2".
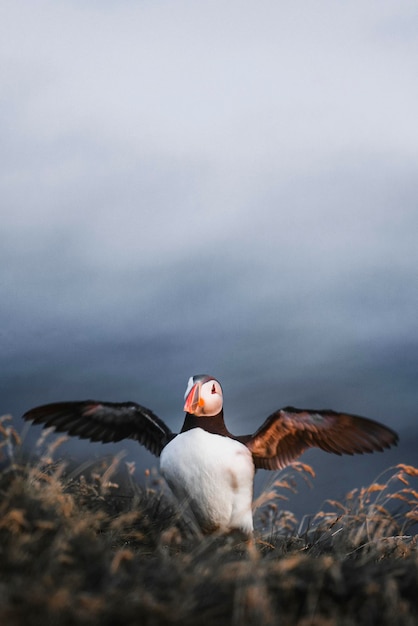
[{"x1": 1, "y1": 1, "x2": 417, "y2": 519}]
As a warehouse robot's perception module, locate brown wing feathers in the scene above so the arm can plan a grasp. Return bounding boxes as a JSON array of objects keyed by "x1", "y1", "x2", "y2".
[
  {"x1": 246, "y1": 407, "x2": 398, "y2": 470},
  {"x1": 23, "y1": 396, "x2": 398, "y2": 470},
  {"x1": 23, "y1": 401, "x2": 173, "y2": 457}
]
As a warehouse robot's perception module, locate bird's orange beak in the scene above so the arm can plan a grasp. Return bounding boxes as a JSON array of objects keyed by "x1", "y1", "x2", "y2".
[{"x1": 183, "y1": 382, "x2": 205, "y2": 414}]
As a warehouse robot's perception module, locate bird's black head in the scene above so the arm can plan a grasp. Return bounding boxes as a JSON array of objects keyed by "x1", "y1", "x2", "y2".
[{"x1": 183, "y1": 374, "x2": 223, "y2": 417}]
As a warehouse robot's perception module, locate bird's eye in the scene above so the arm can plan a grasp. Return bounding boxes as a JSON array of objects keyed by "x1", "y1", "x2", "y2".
[{"x1": 211, "y1": 384, "x2": 216, "y2": 394}]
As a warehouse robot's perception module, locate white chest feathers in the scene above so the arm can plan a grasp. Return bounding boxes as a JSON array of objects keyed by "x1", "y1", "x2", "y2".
[{"x1": 160, "y1": 428, "x2": 255, "y2": 534}]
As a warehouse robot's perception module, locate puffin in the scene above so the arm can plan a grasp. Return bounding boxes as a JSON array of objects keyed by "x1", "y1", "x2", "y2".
[{"x1": 22, "y1": 374, "x2": 398, "y2": 534}]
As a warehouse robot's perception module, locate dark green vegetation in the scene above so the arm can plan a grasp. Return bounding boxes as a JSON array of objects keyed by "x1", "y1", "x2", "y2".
[{"x1": 1, "y1": 416, "x2": 417, "y2": 626}]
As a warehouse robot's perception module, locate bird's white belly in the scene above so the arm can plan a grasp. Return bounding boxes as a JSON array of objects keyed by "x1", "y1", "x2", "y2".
[{"x1": 160, "y1": 428, "x2": 255, "y2": 534}]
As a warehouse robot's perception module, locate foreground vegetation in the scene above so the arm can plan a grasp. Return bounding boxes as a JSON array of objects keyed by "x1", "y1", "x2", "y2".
[{"x1": 0, "y1": 416, "x2": 417, "y2": 625}]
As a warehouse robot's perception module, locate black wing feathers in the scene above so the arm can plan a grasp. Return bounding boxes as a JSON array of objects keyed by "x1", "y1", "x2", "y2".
[
  {"x1": 245, "y1": 406, "x2": 398, "y2": 470},
  {"x1": 23, "y1": 400, "x2": 174, "y2": 457}
]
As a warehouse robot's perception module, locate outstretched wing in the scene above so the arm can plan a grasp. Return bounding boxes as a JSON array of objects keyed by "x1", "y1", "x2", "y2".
[
  {"x1": 244, "y1": 407, "x2": 398, "y2": 470},
  {"x1": 22, "y1": 400, "x2": 174, "y2": 457}
]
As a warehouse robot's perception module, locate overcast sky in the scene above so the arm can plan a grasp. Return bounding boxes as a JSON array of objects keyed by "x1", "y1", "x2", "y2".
[{"x1": 1, "y1": 1, "x2": 417, "y2": 514}]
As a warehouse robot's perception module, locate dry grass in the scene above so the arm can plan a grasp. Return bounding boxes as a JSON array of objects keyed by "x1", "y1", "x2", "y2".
[{"x1": 0, "y1": 415, "x2": 417, "y2": 626}]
